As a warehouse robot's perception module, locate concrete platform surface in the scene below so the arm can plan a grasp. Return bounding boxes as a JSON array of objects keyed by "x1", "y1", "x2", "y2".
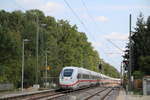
[
  {"x1": 116, "y1": 89, "x2": 150, "y2": 100},
  {"x1": 0, "y1": 88, "x2": 54, "y2": 99}
]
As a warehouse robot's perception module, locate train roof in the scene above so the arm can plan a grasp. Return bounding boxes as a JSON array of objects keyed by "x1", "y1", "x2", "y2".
[
  {"x1": 62, "y1": 66, "x2": 120, "y2": 80},
  {"x1": 63, "y1": 66, "x2": 78, "y2": 69}
]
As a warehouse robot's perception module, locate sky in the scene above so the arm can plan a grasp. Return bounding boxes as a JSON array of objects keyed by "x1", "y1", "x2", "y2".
[{"x1": 0, "y1": 0, "x2": 150, "y2": 72}]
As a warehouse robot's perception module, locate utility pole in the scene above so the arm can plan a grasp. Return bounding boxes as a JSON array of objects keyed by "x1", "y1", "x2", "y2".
[
  {"x1": 36, "y1": 15, "x2": 39, "y2": 84},
  {"x1": 129, "y1": 14, "x2": 132, "y2": 91},
  {"x1": 21, "y1": 40, "x2": 25, "y2": 92},
  {"x1": 45, "y1": 51, "x2": 48, "y2": 88},
  {"x1": 120, "y1": 62, "x2": 123, "y2": 86}
]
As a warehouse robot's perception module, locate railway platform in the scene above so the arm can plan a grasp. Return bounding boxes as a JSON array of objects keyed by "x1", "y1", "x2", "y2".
[
  {"x1": 116, "y1": 88, "x2": 150, "y2": 100},
  {"x1": 0, "y1": 88, "x2": 55, "y2": 99}
]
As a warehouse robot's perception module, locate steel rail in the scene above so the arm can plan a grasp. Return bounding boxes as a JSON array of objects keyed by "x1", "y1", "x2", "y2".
[
  {"x1": 101, "y1": 88, "x2": 113, "y2": 100},
  {"x1": 34, "y1": 86, "x2": 101, "y2": 100},
  {"x1": 84, "y1": 87, "x2": 109, "y2": 100},
  {"x1": 1, "y1": 86, "x2": 107, "y2": 100}
]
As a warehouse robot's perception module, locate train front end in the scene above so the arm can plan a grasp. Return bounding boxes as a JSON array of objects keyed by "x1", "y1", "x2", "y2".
[{"x1": 59, "y1": 67, "x2": 78, "y2": 89}]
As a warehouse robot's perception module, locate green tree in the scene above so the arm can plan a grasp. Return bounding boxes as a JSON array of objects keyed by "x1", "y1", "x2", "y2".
[
  {"x1": 0, "y1": 9, "x2": 120, "y2": 88},
  {"x1": 124, "y1": 13, "x2": 150, "y2": 77}
]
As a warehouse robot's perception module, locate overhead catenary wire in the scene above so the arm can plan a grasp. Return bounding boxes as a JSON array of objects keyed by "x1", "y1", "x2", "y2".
[
  {"x1": 80, "y1": 0, "x2": 102, "y2": 32},
  {"x1": 106, "y1": 39, "x2": 123, "y2": 52},
  {"x1": 65, "y1": 2, "x2": 121, "y2": 69},
  {"x1": 80, "y1": 0, "x2": 124, "y2": 71},
  {"x1": 63, "y1": 0, "x2": 94, "y2": 39},
  {"x1": 80, "y1": 0, "x2": 124, "y2": 52}
]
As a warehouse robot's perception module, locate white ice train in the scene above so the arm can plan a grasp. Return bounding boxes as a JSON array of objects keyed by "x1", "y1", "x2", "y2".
[{"x1": 59, "y1": 66, "x2": 120, "y2": 89}]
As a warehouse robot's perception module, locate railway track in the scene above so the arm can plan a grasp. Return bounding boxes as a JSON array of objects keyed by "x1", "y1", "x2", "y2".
[
  {"x1": 83, "y1": 87, "x2": 119, "y2": 100},
  {"x1": 49, "y1": 86, "x2": 101, "y2": 100},
  {"x1": 0, "y1": 86, "x2": 99, "y2": 100},
  {"x1": 0, "y1": 86, "x2": 119, "y2": 100},
  {"x1": 83, "y1": 87, "x2": 110, "y2": 100},
  {"x1": 50, "y1": 87, "x2": 114, "y2": 100},
  {"x1": 101, "y1": 88, "x2": 113, "y2": 100},
  {"x1": 0, "y1": 89, "x2": 61, "y2": 100}
]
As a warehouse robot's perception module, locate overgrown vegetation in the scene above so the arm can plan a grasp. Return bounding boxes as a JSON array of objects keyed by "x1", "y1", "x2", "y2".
[{"x1": 0, "y1": 10, "x2": 119, "y2": 88}]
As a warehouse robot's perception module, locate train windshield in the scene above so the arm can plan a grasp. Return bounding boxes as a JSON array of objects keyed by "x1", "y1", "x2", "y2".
[{"x1": 63, "y1": 69, "x2": 73, "y2": 77}]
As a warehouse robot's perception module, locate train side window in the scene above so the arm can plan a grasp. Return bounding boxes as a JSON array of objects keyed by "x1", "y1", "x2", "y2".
[
  {"x1": 89, "y1": 75, "x2": 92, "y2": 79},
  {"x1": 82, "y1": 74, "x2": 88, "y2": 79},
  {"x1": 83, "y1": 74, "x2": 85, "y2": 79},
  {"x1": 84, "y1": 74, "x2": 88, "y2": 79},
  {"x1": 86, "y1": 74, "x2": 89, "y2": 79},
  {"x1": 92, "y1": 75, "x2": 94, "y2": 79},
  {"x1": 77, "y1": 73, "x2": 81, "y2": 79}
]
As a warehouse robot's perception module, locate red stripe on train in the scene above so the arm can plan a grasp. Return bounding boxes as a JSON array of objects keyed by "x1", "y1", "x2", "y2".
[{"x1": 60, "y1": 79, "x2": 116, "y2": 86}]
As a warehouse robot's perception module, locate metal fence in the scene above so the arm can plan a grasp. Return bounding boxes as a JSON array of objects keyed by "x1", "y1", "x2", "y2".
[
  {"x1": 0, "y1": 83, "x2": 14, "y2": 91},
  {"x1": 40, "y1": 77, "x2": 59, "y2": 89}
]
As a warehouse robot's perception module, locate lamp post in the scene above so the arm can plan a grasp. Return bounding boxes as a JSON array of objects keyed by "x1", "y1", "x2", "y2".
[{"x1": 22, "y1": 39, "x2": 30, "y2": 92}]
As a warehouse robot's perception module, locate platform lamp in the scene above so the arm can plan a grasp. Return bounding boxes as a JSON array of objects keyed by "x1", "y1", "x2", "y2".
[{"x1": 21, "y1": 39, "x2": 30, "y2": 92}]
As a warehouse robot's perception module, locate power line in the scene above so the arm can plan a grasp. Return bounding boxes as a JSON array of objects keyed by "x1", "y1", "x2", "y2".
[
  {"x1": 106, "y1": 39, "x2": 123, "y2": 52},
  {"x1": 63, "y1": 0, "x2": 124, "y2": 71},
  {"x1": 80, "y1": 0, "x2": 123, "y2": 69},
  {"x1": 63, "y1": 0, "x2": 93, "y2": 38},
  {"x1": 80, "y1": 0, "x2": 124, "y2": 53},
  {"x1": 104, "y1": 52, "x2": 122, "y2": 54},
  {"x1": 80, "y1": 0, "x2": 102, "y2": 32}
]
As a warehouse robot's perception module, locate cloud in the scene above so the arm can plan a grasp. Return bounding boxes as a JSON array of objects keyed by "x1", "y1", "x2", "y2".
[
  {"x1": 39, "y1": 2, "x2": 65, "y2": 16},
  {"x1": 92, "y1": 41, "x2": 102, "y2": 49},
  {"x1": 103, "y1": 32, "x2": 128, "y2": 41},
  {"x1": 91, "y1": 5, "x2": 150, "y2": 11},
  {"x1": 18, "y1": 0, "x2": 38, "y2": 4},
  {"x1": 15, "y1": 0, "x2": 65, "y2": 16},
  {"x1": 96, "y1": 16, "x2": 109, "y2": 22},
  {"x1": 15, "y1": 0, "x2": 41, "y2": 8}
]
